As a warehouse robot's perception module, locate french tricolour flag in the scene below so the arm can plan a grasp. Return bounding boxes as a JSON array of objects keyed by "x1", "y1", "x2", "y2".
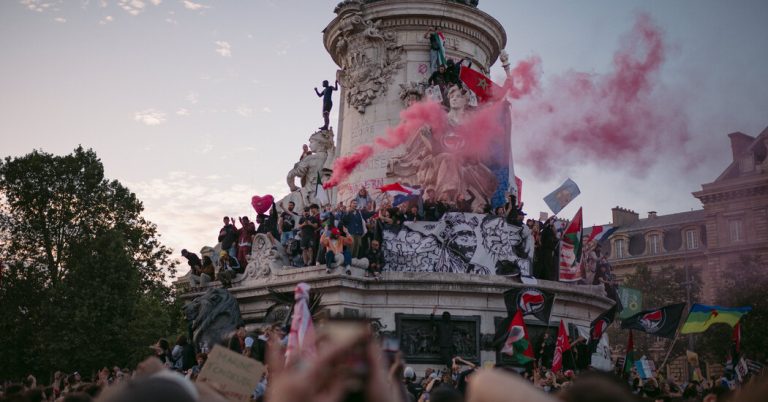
[{"x1": 379, "y1": 183, "x2": 421, "y2": 207}]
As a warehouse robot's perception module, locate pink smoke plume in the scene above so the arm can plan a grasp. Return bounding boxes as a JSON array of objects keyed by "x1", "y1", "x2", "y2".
[
  {"x1": 323, "y1": 145, "x2": 374, "y2": 189},
  {"x1": 511, "y1": 14, "x2": 690, "y2": 177},
  {"x1": 375, "y1": 101, "x2": 448, "y2": 149},
  {"x1": 324, "y1": 102, "x2": 448, "y2": 188},
  {"x1": 322, "y1": 59, "x2": 542, "y2": 190}
]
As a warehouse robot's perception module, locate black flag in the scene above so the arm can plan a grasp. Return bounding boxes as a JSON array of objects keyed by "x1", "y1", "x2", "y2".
[
  {"x1": 620, "y1": 303, "x2": 686, "y2": 339},
  {"x1": 503, "y1": 287, "x2": 555, "y2": 324},
  {"x1": 589, "y1": 304, "x2": 617, "y2": 352}
]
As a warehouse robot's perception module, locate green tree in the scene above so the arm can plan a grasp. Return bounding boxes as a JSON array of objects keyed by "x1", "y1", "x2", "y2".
[
  {"x1": 608, "y1": 264, "x2": 700, "y2": 362},
  {"x1": 0, "y1": 147, "x2": 181, "y2": 379},
  {"x1": 696, "y1": 254, "x2": 768, "y2": 363}
]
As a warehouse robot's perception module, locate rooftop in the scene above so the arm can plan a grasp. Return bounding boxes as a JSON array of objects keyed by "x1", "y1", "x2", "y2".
[{"x1": 613, "y1": 209, "x2": 705, "y2": 233}]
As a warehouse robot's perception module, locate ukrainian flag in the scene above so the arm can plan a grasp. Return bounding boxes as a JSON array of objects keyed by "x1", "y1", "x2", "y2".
[{"x1": 680, "y1": 304, "x2": 752, "y2": 334}]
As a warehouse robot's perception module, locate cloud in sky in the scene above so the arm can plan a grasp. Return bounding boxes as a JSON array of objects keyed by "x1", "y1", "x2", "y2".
[
  {"x1": 126, "y1": 171, "x2": 283, "y2": 259},
  {"x1": 99, "y1": 15, "x2": 114, "y2": 25},
  {"x1": 214, "y1": 41, "x2": 231, "y2": 57},
  {"x1": 134, "y1": 109, "x2": 167, "y2": 126},
  {"x1": 235, "y1": 105, "x2": 252, "y2": 117},
  {"x1": 182, "y1": 0, "x2": 209, "y2": 11},
  {"x1": 53, "y1": 16, "x2": 66, "y2": 23},
  {"x1": 175, "y1": 108, "x2": 189, "y2": 116},
  {"x1": 20, "y1": 0, "x2": 60, "y2": 13},
  {"x1": 185, "y1": 90, "x2": 199, "y2": 104},
  {"x1": 262, "y1": 107, "x2": 272, "y2": 114},
  {"x1": 117, "y1": 0, "x2": 147, "y2": 16}
]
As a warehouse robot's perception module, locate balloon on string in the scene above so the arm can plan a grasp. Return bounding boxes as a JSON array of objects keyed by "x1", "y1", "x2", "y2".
[{"x1": 251, "y1": 194, "x2": 274, "y2": 214}]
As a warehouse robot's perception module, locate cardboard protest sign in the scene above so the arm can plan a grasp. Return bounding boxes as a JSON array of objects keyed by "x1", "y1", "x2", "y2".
[{"x1": 197, "y1": 345, "x2": 264, "y2": 402}]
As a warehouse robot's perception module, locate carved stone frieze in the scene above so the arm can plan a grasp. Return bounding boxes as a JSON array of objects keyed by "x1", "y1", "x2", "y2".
[
  {"x1": 335, "y1": 9, "x2": 405, "y2": 113},
  {"x1": 398, "y1": 81, "x2": 426, "y2": 108},
  {"x1": 243, "y1": 234, "x2": 289, "y2": 280}
]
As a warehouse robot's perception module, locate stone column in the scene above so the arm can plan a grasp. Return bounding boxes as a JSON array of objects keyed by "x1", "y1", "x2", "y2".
[{"x1": 323, "y1": 0, "x2": 506, "y2": 202}]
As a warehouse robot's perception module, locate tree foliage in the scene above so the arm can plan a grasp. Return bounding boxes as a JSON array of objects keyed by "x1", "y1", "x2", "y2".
[
  {"x1": 608, "y1": 264, "x2": 700, "y2": 361},
  {"x1": 0, "y1": 147, "x2": 182, "y2": 379},
  {"x1": 696, "y1": 254, "x2": 768, "y2": 363}
]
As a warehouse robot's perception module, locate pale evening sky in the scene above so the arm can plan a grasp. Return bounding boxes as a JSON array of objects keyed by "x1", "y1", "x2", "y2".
[{"x1": 1, "y1": 0, "x2": 767, "y2": 268}]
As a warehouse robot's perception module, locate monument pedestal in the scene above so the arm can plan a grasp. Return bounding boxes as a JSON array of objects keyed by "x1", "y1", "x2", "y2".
[{"x1": 182, "y1": 268, "x2": 612, "y2": 368}]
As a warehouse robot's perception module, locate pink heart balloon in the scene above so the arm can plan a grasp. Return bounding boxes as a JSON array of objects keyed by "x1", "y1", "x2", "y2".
[{"x1": 251, "y1": 194, "x2": 274, "y2": 214}]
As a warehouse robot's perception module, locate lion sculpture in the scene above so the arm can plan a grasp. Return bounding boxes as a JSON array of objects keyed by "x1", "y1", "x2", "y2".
[{"x1": 183, "y1": 288, "x2": 243, "y2": 349}]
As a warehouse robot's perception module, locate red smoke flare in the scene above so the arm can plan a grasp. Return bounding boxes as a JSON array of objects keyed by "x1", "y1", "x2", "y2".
[
  {"x1": 323, "y1": 145, "x2": 374, "y2": 189},
  {"x1": 512, "y1": 14, "x2": 690, "y2": 177}
]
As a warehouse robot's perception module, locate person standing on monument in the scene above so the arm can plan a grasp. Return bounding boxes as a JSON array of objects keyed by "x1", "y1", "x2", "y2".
[
  {"x1": 424, "y1": 26, "x2": 445, "y2": 73},
  {"x1": 218, "y1": 216, "x2": 238, "y2": 260},
  {"x1": 298, "y1": 207, "x2": 319, "y2": 266},
  {"x1": 314, "y1": 79, "x2": 339, "y2": 131}
]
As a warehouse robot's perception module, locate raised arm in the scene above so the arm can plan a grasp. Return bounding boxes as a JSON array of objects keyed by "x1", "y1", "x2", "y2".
[
  {"x1": 332, "y1": 80, "x2": 339, "y2": 91},
  {"x1": 314, "y1": 87, "x2": 323, "y2": 97}
]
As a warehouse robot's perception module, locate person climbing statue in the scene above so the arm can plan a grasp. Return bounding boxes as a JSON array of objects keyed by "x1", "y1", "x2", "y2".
[{"x1": 314, "y1": 79, "x2": 339, "y2": 131}]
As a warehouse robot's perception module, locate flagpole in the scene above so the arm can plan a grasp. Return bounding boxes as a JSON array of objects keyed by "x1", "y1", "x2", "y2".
[{"x1": 658, "y1": 329, "x2": 681, "y2": 372}]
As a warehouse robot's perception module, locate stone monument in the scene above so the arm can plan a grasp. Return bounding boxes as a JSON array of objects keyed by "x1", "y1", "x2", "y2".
[
  {"x1": 180, "y1": 0, "x2": 614, "y2": 371},
  {"x1": 324, "y1": 0, "x2": 506, "y2": 203}
]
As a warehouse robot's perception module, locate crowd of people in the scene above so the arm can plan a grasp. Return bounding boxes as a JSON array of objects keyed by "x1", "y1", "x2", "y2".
[
  {"x1": 2, "y1": 322, "x2": 763, "y2": 402},
  {"x1": 180, "y1": 183, "x2": 619, "y2": 297}
]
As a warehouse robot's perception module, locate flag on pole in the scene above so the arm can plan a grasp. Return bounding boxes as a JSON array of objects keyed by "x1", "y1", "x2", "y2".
[
  {"x1": 617, "y1": 287, "x2": 643, "y2": 319},
  {"x1": 285, "y1": 282, "x2": 317, "y2": 366},
  {"x1": 503, "y1": 287, "x2": 555, "y2": 324},
  {"x1": 623, "y1": 330, "x2": 635, "y2": 376},
  {"x1": 590, "y1": 305, "x2": 617, "y2": 352},
  {"x1": 620, "y1": 303, "x2": 686, "y2": 339},
  {"x1": 500, "y1": 310, "x2": 535, "y2": 365},
  {"x1": 378, "y1": 183, "x2": 422, "y2": 207},
  {"x1": 315, "y1": 172, "x2": 330, "y2": 207},
  {"x1": 585, "y1": 224, "x2": 616, "y2": 244},
  {"x1": 459, "y1": 67, "x2": 502, "y2": 103},
  {"x1": 635, "y1": 357, "x2": 656, "y2": 379},
  {"x1": 552, "y1": 320, "x2": 571, "y2": 372},
  {"x1": 558, "y1": 207, "x2": 583, "y2": 282},
  {"x1": 543, "y1": 178, "x2": 581, "y2": 215},
  {"x1": 680, "y1": 304, "x2": 752, "y2": 334},
  {"x1": 590, "y1": 332, "x2": 613, "y2": 372}
]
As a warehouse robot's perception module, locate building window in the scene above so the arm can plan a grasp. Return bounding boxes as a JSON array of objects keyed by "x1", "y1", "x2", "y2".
[
  {"x1": 614, "y1": 239, "x2": 625, "y2": 258},
  {"x1": 729, "y1": 220, "x2": 744, "y2": 242},
  {"x1": 649, "y1": 234, "x2": 661, "y2": 255},
  {"x1": 686, "y1": 230, "x2": 699, "y2": 250}
]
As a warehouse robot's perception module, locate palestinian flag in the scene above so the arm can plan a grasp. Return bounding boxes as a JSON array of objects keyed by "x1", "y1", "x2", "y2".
[
  {"x1": 426, "y1": 30, "x2": 447, "y2": 67},
  {"x1": 459, "y1": 66, "x2": 502, "y2": 103},
  {"x1": 315, "y1": 171, "x2": 330, "y2": 206},
  {"x1": 500, "y1": 310, "x2": 534, "y2": 365},
  {"x1": 552, "y1": 320, "x2": 571, "y2": 372},
  {"x1": 558, "y1": 207, "x2": 583, "y2": 282},
  {"x1": 621, "y1": 303, "x2": 686, "y2": 339},
  {"x1": 623, "y1": 330, "x2": 635, "y2": 377},
  {"x1": 680, "y1": 304, "x2": 752, "y2": 334},
  {"x1": 589, "y1": 305, "x2": 617, "y2": 352}
]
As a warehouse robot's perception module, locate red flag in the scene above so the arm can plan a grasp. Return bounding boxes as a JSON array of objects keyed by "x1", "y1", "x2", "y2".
[
  {"x1": 732, "y1": 322, "x2": 741, "y2": 354},
  {"x1": 459, "y1": 66, "x2": 502, "y2": 103},
  {"x1": 552, "y1": 320, "x2": 570, "y2": 372}
]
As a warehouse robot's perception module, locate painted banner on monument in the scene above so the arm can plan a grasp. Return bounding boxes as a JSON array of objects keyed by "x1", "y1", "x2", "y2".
[{"x1": 382, "y1": 212, "x2": 533, "y2": 275}]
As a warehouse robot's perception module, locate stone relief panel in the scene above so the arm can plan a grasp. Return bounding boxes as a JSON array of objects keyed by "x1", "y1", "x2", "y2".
[
  {"x1": 396, "y1": 313, "x2": 480, "y2": 364},
  {"x1": 334, "y1": 10, "x2": 405, "y2": 113}
]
